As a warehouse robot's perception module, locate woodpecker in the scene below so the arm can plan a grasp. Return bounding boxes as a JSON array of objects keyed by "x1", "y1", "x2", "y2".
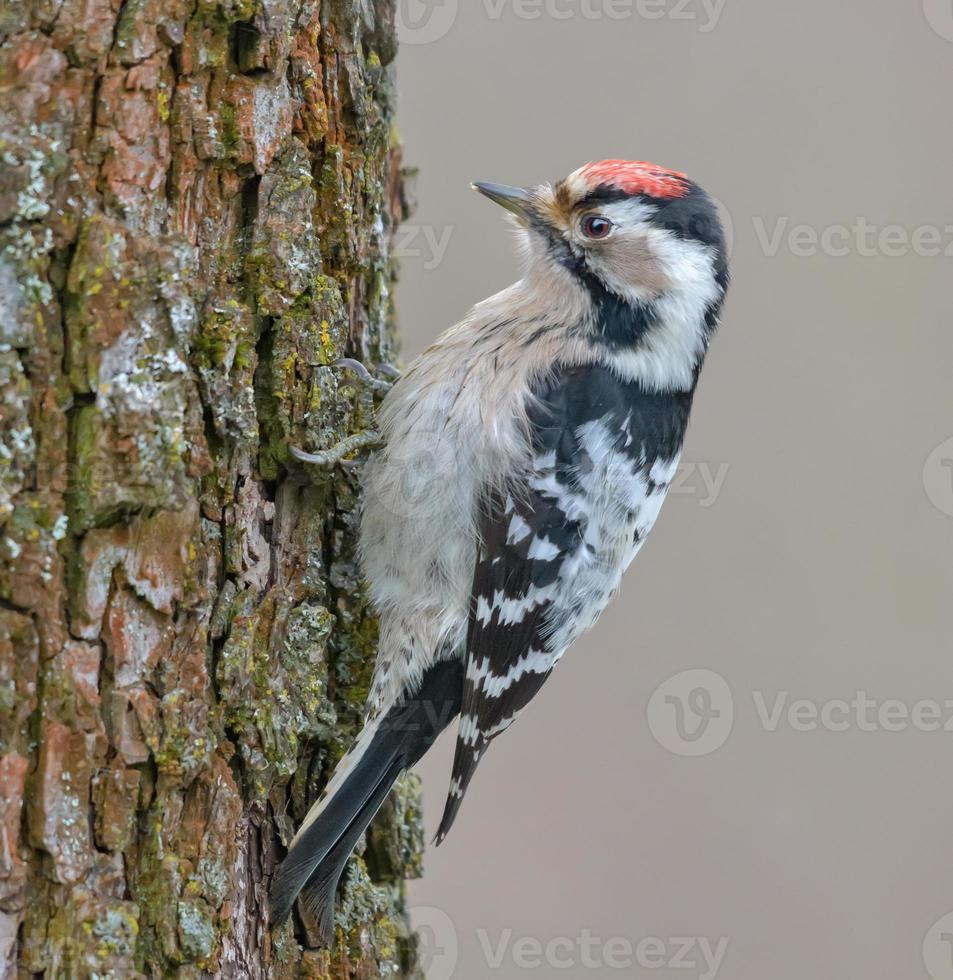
[{"x1": 271, "y1": 159, "x2": 729, "y2": 939}]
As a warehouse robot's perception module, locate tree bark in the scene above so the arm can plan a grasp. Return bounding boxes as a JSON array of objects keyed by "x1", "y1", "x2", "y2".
[{"x1": 0, "y1": 0, "x2": 424, "y2": 974}]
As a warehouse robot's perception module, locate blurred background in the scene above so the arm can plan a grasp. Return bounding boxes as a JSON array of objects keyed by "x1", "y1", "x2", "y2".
[{"x1": 393, "y1": 2, "x2": 953, "y2": 977}]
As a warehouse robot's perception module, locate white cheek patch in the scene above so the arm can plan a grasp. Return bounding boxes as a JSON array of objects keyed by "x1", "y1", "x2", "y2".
[{"x1": 601, "y1": 231, "x2": 722, "y2": 392}]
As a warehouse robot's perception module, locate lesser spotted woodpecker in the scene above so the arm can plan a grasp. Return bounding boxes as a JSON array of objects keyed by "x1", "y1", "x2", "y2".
[{"x1": 271, "y1": 159, "x2": 730, "y2": 938}]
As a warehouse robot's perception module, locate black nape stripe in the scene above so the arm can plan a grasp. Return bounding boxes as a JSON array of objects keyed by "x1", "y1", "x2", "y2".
[
  {"x1": 586, "y1": 276, "x2": 659, "y2": 349},
  {"x1": 644, "y1": 185, "x2": 725, "y2": 252}
]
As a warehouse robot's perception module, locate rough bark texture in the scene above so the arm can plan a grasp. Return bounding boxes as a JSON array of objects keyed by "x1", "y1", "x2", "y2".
[{"x1": 0, "y1": 0, "x2": 426, "y2": 974}]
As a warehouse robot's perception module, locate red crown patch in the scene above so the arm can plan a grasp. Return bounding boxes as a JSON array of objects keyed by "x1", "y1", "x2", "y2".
[{"x1": 579, "y1": 159, "x2": 690, "y2": 200}]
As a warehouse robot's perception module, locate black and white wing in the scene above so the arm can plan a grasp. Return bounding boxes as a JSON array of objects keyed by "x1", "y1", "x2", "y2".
[
  {"x1": 434, "y1": 363, "x2": 691, "y2": 843},
  {"x1": 434, "y1": 469, "x2": 582, "y2": 843}
]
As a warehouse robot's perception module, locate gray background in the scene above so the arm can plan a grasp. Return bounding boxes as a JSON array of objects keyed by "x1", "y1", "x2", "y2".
[{"x1": 393, "y1": 2, "x2": 953, "y2": 976}]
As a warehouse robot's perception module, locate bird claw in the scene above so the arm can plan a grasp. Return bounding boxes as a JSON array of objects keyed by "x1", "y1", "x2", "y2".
[
  {"x1": 374, "y1": 362, "x2": 401, "y2": 380},
  {"x1": 288, "y1": 429, "x2": 382, "y2": 467},
  {"x1": 287, "y1": 359, "x2": 396, "y2": 468},
  {"x1": 334, "y1": 358, "x2": 397, "y2": 393}
]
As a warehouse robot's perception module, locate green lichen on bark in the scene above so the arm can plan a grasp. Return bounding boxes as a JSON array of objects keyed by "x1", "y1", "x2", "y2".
[{"x1": 0, "y1": 0, "x2": 426, "y2": 975}]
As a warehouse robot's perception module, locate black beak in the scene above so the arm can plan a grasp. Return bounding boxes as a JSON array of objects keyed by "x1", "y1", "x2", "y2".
[{"x1": 471, "y1": 181, "x2": 534, "y2": 220}]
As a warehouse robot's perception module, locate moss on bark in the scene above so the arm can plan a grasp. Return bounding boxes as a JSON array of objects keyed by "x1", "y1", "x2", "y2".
[{"x1": 0, "y1": 0, "x2": 425, "y2": 974}]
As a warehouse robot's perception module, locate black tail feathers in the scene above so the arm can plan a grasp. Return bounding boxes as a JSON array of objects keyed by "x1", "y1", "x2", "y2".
[
  {"x1": 434, "y1": 733, "x2": 484, "y2": 846},
  {"x1": 298, "y1": 756, "x2": 403, "y2": 944},
  {"x1": 269, "y1": 744, "x2": 400, "y2": 931},
  {"x1": 269, "y1": 657, "x2": 463, "y2": 941}
]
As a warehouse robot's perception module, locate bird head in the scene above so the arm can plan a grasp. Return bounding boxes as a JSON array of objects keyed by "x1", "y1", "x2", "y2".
[{"x1": 472, "y1": 159, "x2": 729, "y2": 387}]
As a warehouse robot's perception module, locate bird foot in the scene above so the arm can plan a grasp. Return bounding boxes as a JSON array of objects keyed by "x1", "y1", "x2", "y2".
[
  {"x1": 334, "y1": 358, "x2": 398, "y2": 393},
  {"x1": 289, "y1": 429, "x2": 382, "y2": 467},
  {"x1": 287, "y1": 359, "x2": 396, "y2": 468}
]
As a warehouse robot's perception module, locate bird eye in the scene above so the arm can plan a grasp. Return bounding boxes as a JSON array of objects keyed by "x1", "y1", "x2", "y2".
[{"x1": 580, "y1": 214, "x2": 613, "y2": 239}]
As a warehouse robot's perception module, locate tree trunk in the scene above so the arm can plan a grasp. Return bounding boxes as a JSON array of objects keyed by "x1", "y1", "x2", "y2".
[{"x1": 0, "y1": 0, "x2": 424, "y2": 973}]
